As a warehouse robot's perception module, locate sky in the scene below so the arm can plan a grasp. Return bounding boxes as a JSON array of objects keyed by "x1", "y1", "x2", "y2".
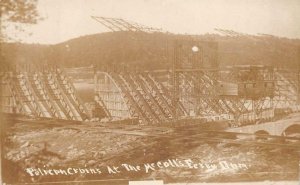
[{"x1": 4, "y1": 0, "x2": 300, "y2": 44}]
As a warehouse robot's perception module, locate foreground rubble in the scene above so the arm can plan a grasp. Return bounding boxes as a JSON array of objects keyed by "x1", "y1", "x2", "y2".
[{"x1": 2, "y1": 115, "x2": 299, "y2": 184}]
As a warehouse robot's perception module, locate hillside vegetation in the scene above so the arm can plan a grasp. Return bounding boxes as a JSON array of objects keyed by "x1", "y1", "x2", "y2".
[{"x1": 1, "y1": 31, "x2": 300, "y2": 70}]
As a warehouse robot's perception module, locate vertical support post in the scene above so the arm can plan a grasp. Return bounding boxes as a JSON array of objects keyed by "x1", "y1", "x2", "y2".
[
  {"x1": 297, "y1": 46, "x2": 300, "y2": 104},
  {"x1": 94, "y1": 66, "x2": 97, "y2": 102},
  {"x1": 270, "y1": 66, "x2": 274, "y2": 116},
  {"x1": 172, "y1": 40, "x2": 179, "y2": 123}
]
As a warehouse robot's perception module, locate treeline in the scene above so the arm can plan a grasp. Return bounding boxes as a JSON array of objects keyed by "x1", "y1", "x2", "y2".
[{"x1": 1, "y1": 31, "x2": 300, "y2": 70}]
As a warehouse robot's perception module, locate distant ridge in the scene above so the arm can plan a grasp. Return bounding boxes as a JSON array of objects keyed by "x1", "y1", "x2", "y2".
[{"x1": 1, "y1": 31, "x2": 300, "y2": 70}]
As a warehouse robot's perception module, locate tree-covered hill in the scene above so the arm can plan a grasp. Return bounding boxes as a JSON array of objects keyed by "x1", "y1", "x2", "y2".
[{"x1": 1, "y1": 31, "x2": 300, "y2": 71}]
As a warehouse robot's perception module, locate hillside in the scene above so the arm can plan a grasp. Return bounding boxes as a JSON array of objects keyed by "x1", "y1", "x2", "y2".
[{"x1": 1, "y1": 31, "x2": 300, "y2": 70}]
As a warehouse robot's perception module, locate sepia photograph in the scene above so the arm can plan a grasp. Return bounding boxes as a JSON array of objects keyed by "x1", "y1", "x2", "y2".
[{"x1": 0, "y1": 0, "x2": 300, "y2": 184}]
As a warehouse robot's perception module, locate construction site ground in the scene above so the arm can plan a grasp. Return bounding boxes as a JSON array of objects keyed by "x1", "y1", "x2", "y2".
[{"x1": 1, "y1": 113, "x2": 300, "y2": 185}]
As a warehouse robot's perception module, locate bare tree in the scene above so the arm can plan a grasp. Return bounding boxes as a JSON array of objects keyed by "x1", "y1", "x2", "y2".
[{"x1": 0, "y1": 0, "x2": 40, "y2": 42}]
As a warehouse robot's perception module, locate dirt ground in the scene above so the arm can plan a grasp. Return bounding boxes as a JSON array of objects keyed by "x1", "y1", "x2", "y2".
[{"x1": 1, "y1": 114, "x2": 300, "y2": 185}]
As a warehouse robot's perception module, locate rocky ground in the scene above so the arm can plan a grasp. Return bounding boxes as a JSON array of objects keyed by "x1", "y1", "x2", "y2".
[{"x1": 1, "y1": 114, "x2": 300, "y2": 185}]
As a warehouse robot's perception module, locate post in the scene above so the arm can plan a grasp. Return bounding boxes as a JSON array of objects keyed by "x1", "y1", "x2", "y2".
[
  {"x1": 172, "y1": 40, "x2": 179, "y2": 124},
  {"x1": 297, "y1": 46, "x2": 300, "y2": 104}
]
